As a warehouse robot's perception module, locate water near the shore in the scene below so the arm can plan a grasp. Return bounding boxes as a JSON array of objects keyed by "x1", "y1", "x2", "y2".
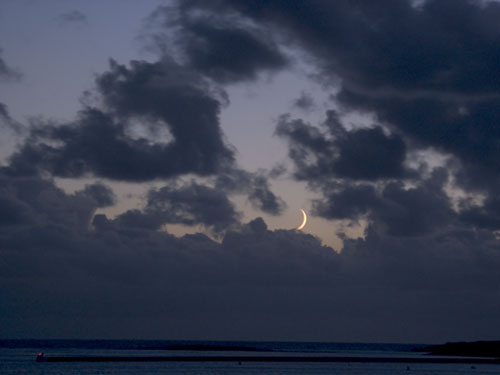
[{"x1": 0, "y1": 339, "x2": 497, "y2": 374}]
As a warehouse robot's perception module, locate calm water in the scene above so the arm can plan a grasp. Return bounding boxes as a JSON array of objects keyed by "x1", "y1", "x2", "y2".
[{"x1": 1, "y1": 340, "x2": 499, "y2": 375}]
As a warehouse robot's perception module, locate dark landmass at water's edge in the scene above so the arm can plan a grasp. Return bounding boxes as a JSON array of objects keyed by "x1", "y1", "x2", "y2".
[
  {"x1": 160, "y1": 344, "x2": 269, "y2": 352},
  {"x1": 35, "y1": 354, "x2": 500, "y2": 364},
  {"x1": 0, "y1": 339, "x2": 418, "y2": 353},
  {"x1": 416, "y1": 341, "x2": 500, "y2": 358}
]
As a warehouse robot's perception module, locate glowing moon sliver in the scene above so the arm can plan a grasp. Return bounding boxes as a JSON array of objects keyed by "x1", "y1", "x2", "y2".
[{"x1": 297, "y1": 209, "x2": 307, "y2": 230}]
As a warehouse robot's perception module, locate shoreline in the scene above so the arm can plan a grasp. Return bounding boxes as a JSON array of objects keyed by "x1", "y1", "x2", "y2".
[{"x1": 35, "y1": 354, "x2": 500, "y2": 364}]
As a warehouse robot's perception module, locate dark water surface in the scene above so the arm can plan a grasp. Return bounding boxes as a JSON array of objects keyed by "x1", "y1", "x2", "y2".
[{"x1": 1, "y1": 339, "x2": 498, "y2": 374}]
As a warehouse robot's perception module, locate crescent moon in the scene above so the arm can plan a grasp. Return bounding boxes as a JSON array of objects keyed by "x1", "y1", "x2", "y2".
[{"x1": 297, "y1": 209, "x2": 307, "y2": 230}]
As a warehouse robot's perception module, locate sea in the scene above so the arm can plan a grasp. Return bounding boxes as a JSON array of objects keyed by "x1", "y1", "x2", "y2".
[{"x1": 1, "y1": 339, "x2": 499, "y2": 375}]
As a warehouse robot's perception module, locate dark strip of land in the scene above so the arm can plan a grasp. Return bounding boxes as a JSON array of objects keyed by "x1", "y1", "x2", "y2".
[
  {"x1": 162, "y1": 344, "x2": 267, "y2": 351},
  {"x1": 36, "y1": 355, "x2": 500, "y2": 364},
  {"x1": 417, "y1": 341, "x2": 500, "y2": 358}
]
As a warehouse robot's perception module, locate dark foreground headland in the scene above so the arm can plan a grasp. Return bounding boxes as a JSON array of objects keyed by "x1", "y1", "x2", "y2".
[{"x1": 417, "y1": 341, "x2": 500, "y2": 358}]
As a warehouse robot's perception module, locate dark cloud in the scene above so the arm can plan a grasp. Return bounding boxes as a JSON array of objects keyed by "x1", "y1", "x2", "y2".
[
  {"x1": 141, "y1": 181, "x2": 240, "y2": 234},
  {"x1": 336, "y1": 90, "x2": 500, "y2": 231},
  {"x1": 57, "y1": 10, "x2": 88, "y2": 26},
  {"x1": 0, "y1": 102, "x2": 8, "y2": 118},
  {"x1": 149, "y1": 4, "x2": 288, "y2": 83},
  {"x1": 5, "y1": 44, "x2": 285, "y2": 215},
  {"x1": 9, "y1": 108, "x2": 168, "y2": 180},
  {"x1": 458, "y1": 192, "x2": 500, "y2": 230},
  {"x1": 9, "y1": 58, "x2": 234, "y2": 181},
  {"x1": 336, "y1": 225, "x2": 500, "y2": 342},
  {"x1": 96, "y1": 58, "x2": 235, "y2": 172},
  {"x1": 0, "y1": 49, "x2": 21, "y2": 82},
  {"x1": 109, "y1": 174, "x2": 283, "y2": 234},
  {"x1": 338, "y1": 91, "x2": 500, "y2": 183},
  {"x1": 313, "y1": 168, "x2": 453, "y2": 237},
  {"x1": 0, "y1": 171, "x2": 110, "y2": 231},
  {"x1": 105, "y1": 182, "x2": 239, "y2": 234},
  {"x1": 0, "y1": 102, "x2": 22, "y2": 133},
  {"x1": 375, "y1": 172, "x2": 453, "y2": 237},
  {"x1": 193, "y1": 0, "x2": 500, "y2": 94},
  {"x1": 2, "y1": 170, "x2": 500, "y2": 342},
  {"x1": 293, "y1": 91, "x2": 315, "y2": 112},
  {"x1": 246, "y1": 174, "x2": 286, "y2": 215},
  {"x1": 98, "y1": 210, "x2": 162, "y2": 231},
  {"x1": 75, "y1": 183, "x2": 116, "y2": 208},
  {"x1": 312, "y1": 184, "x2": 379, "y2": 221},
  {"x1": 215, "y1": 168, "x2": 286, "y2": 215},
  {"x1": 276, "y1": 110, "x2": 412, "y2": 182},
  {"x1": 7, "y1": 57, "x2": 285, "y2": 213}
]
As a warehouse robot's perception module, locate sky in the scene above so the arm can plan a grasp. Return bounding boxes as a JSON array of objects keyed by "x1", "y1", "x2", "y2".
[{"x1": 1, "y1": 0, "x2": 500, "y2": 344}]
